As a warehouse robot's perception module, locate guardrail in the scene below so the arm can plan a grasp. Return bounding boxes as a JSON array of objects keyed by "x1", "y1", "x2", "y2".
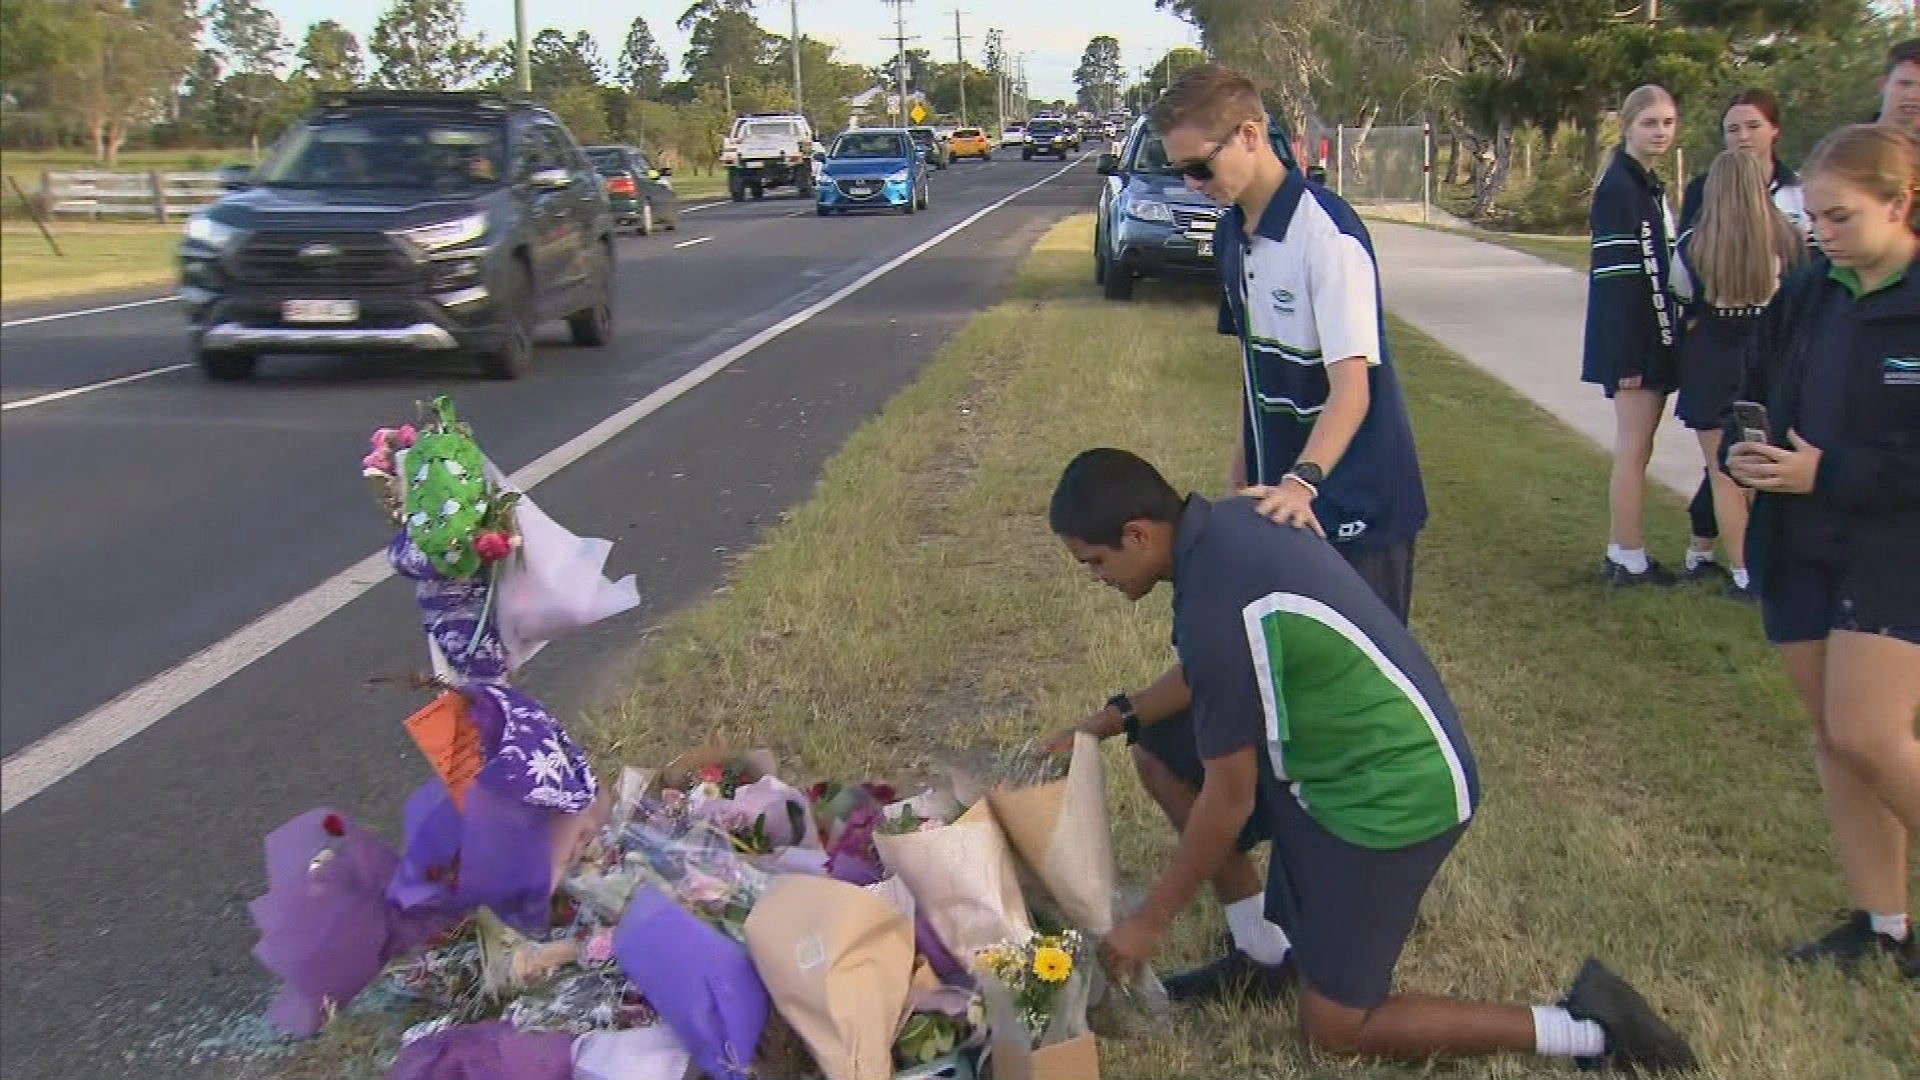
[{"x1": 38, "y1": 170, "x2": 225, "y2": 221}]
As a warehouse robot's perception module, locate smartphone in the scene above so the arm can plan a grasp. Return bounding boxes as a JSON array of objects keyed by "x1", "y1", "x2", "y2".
[{"x1": 1730, "y1": 400, "x2": 1771, "y2": 445}]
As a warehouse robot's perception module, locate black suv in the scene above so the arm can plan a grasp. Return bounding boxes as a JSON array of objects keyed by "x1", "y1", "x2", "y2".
[
  {"x1": 1022, "y1": 119, "x2": 1072, "y2": 160},
  {"x1": 179, "y1": 91, "x2": 616, "y2": 380}
]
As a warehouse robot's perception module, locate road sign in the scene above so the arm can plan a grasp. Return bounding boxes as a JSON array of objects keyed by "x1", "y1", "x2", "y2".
[{"x1": 909, "y1": 103, "x2": 927, "y2": 124}]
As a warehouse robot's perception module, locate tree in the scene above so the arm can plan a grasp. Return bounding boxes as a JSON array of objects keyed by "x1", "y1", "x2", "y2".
[
  {"x1": 545, "y1": 82, "x2": 608, "y2": 143},
  {"x1": 369, "y1": 0, "x2": 485, "y2": 91},
  {"x1": 298, "y1": 19, "x2": 364, "y2": 91},
  {"x1": 210, "y1": 0, "x2": 286, "y2": 76},
  {"x1": 1073, "y1": 34, "x2": 1124, "y2": 111},
  {"x1": 678, "y1": 0, "x2": 767, "y2": 91},
  {"x1": 983, "y1": 27, "x2": 1006, "y2": 80},
  {"x1": 529, "y1": 27, "x2": 603, "y2": 95},
  {"x1": 34, "y1": 0, "x2": 201, "y2": 164},
  {"x1": 617, "y1": 16, "x2": 669, "y2": 99}
]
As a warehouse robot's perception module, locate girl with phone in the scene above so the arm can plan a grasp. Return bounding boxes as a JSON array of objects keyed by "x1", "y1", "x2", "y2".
[
  {"x1": 1669, "y1": 151, "x2": 1807, "y2": 599},
  {"x1": 1725, "y1": 125, "x2": 1920, "y2": 976},
  {"x1": 1583, "y1": 85, "x2": 1682, "y2": 586}
]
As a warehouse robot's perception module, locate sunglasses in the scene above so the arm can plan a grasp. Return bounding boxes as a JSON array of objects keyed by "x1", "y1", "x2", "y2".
[{"x1": 1176, "y1": 124, "x2": 1248, "y2": 181}]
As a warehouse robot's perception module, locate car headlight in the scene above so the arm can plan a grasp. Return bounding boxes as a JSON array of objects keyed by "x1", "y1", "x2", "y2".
[
  {"x1": 183, "y1": 213, "x2": 239, "y2": 252},
  {"x1": 397, "y1": 212, "x2": 488, "y2": 253},
  {"x1": 1126, "y1": 200, "x2": 1175, "y2": 224},
  {"x1": 887, "y1": 169, "x2": 910, "y2": 184}
]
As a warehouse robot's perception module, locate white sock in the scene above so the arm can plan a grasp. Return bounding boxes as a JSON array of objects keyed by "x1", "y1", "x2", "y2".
[
  {"x1": 1224, "y1": 894, "x2": 1292, "y2": 965},
  {"x1": 1731, "y1": 567, "x2": 1751, "y2": 589},
  {"x1": 1869, "y1": 912, "x2": 1911, "y2": 942},
  {"x1": 1607, "y1": 545, "x2": 1650, "y2": 574},
  {"x1": 1684, "y1": 548, "x2": 1714, "y2": 571},
  {"x1": 1532, "y1": 1005, "x2": 1607, "y2": 1059}
]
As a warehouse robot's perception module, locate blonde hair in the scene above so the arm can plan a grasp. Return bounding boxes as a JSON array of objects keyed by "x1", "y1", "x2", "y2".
[
  {"x1": 1691, "y1": 151, "x2": 1805, "y2": 307},
  {"x1": 1803, "y1": 124, "x2": 1920, "y2": 231},
  {"x1": 1599, "y1": 84, "x2": 1677, "y2": 186}
]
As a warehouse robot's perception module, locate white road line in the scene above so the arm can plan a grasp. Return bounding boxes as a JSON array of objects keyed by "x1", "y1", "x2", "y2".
[
  {"x1": 679, "y1": 200, "x2": 729, "y2": 214},
  {"x1": 1, "y1": 363, "x2": 193, "y2": 412},
  {"x1": 0, "y1": 155, "x2": 1086, "y2": 815},
  {"x1": 1, "y1": 294, "x2": 178, "y2": 330},
  {"x1": 673, "y1": 236, "x2": 713, "y2": 249}
]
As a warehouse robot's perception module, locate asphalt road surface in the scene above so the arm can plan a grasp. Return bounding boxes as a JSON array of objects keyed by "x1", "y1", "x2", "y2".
[{"x1": 0, "y1": 154, "x2": 1101, "y2": 1079}]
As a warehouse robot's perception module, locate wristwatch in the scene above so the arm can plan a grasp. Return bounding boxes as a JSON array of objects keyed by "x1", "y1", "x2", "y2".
[
  {"x1": 1106, "y1": 693, "x2": 1140, "y2": 745},
  {"x1": 1283, "y1": 460, "x2": 1324, "y2": 496}
]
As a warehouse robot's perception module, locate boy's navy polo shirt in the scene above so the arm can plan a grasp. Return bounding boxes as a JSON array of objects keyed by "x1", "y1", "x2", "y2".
[{"x1": 1214, "y1": 169, "x2": 1427, "y2": 548}]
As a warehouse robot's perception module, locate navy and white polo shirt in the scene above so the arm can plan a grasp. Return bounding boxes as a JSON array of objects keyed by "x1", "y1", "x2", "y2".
[{"x1": 1214, "y1": 170, "x2": 1428, "y2": 547}]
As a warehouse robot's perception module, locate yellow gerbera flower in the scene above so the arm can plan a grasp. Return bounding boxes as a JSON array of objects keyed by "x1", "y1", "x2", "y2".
[{"x1": 1031, "y1": 944, "x2": 1073, "y2": 983}]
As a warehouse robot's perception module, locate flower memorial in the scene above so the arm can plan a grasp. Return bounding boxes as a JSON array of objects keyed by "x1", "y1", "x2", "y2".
[{"x1": 243, "y1": 396, "x2": 1150, "y2": 1079}]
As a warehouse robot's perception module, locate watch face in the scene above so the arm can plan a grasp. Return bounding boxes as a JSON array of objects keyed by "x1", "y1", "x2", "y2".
[{"x1": 1293, "y1": 462, "x2": 1324, "y2": 486}]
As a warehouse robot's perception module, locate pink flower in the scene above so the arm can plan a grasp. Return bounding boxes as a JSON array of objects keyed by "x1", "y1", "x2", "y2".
[
  {"x1": 474, "y1": 532, "x2": 512, "y2": 562},
  {"x1": 362, "y1": 449, "x2": 393, "y2": 474},
  {"x1": 395, "y1": 424, "x2": 418, "y2": 448},
  {"x1": 582, "y1": 929, "x2": 615, "y2": 966},
  {"x1": 370, "y1": 428, "x2": 394, "y2": 451}
]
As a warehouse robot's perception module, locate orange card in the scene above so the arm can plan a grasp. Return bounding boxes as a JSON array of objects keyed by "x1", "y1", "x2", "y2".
[{"x1": 404, "y1": 690, "x2": 484, "y2": 809}]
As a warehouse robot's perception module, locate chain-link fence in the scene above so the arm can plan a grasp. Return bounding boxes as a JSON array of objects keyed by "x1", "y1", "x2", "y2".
[{"x1": 1299, "y1": 120, "x2": 1434, "y2": 222}]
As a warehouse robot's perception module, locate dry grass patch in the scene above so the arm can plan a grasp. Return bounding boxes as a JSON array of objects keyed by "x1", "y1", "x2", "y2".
[{"x1": 1, "y1": 223, "x2": 178, "y2": 302}]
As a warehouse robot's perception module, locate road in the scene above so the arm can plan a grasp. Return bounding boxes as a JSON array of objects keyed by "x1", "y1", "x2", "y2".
[{"x1": 0, "y1": 155, "x2": 1099, "y2": 1078}]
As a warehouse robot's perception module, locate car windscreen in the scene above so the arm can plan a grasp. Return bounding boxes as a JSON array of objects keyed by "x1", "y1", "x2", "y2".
[
  {"x1": 741, "y1": 121, "x2": 799, "y2": 138},
  {"x1": 831, "y1": 133, "x2": 908, "y2": 159},
  {"x1": 254, "y1": 117, "x2": 507, "y2": 189},
  {"x1": 953, "y1": 128, "x2": 982, "y2": 138},
  {"x1": 584, "y1": 147, "x2": 628, "y2": 171},
  {"x1": 908, "y1": 129, "x2": 936, "y2": 144},
  {"x1": 1028, "y1": 121, "x2": 1062, "y2": 135},
  {"x1": 1125, "y1": 130, "x2": 1184, "y2": 175}
]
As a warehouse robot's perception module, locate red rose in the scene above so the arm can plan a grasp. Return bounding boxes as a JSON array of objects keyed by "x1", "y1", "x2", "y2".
[
  {"x1": 321, "y1": 813, "x2": 346, "y2": 837},
  {"x1": 474, "y1": 532, "x2": 513, "y2": 562},
  {"x1": 807, "y1": 781, "x2": 832, "y2": 801},
  {"x1": 862, "y1": 782, "x2": 897, "y2": 805},
  {"x1": 697, "y1": 765, "x2": 726, "y2": 784}
]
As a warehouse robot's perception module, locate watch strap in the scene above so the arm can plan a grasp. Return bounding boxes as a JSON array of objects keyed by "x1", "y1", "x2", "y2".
[{"x1": 1107, "y1": 693, "x2": 1140, "y2": 745}]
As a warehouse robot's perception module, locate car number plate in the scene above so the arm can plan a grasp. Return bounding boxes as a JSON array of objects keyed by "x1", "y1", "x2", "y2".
[
  {"x1": 282, "y1": 299, "x2": 358, "y2": 323},
  {"x1": 1197, "y1": 239, "x2": 1214, "y2": 257}
]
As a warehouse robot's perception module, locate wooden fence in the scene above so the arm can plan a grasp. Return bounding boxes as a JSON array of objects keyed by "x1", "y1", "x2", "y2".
[{"x1": 36, "y1": 170, "x2": 226, "y2": 221}]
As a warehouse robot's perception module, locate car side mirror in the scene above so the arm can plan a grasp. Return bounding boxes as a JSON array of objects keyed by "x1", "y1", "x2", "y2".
[
  {"x1": 656, "y1": 165, "x2": 672, "y2": 177},
  {"x1": 528, "y1": 167, "x2": 573, "y2": 191},
  {"x1": 217, "y1": 163, "x2": 253, "y2": 190},
  {"x1": 1097, "y1": 153, "x2": 1121, "y2": 176}
]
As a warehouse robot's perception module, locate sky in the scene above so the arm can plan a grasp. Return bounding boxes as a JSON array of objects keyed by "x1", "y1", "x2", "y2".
[{"x1": 255, "y1": 0, "x2": 1202, "y2": 102}]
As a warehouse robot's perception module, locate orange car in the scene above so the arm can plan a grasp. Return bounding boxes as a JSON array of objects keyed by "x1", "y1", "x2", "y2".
[{"x1": 946, "y1": 127, "x2": 993, "y2": 161}]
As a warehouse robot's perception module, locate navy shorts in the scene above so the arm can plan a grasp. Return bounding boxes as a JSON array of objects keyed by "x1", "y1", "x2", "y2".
[
  {"x1": 1761, "y1": 555, "x2": 1920, "y2": 646},
  {"x1": 1134, "y1": 712, "x2": 1467, "y2": 1010}
]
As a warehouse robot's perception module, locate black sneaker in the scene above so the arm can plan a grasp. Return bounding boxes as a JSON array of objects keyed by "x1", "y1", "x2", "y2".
[
  {"x1": 1561, "y1": 957, "x2": 1698, "y2": 1074},
  {"x1": 1162, "y1": 943, "x2": 1295, "y2": 1005},
  {"x1": 1784, "y1": 911, "x2": 1919, "y2": 977},
  {"x1": 1681, "y1": 558, "x2": 1726, "y2": 584},
  {"x1": 1601, "y1": 558, "x2": 1678, "y2": 588},
  {"x1": 1721, "y1": 578, "x2": 1758, "y2": 603}
]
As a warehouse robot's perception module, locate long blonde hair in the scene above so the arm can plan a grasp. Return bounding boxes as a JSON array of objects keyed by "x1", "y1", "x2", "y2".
[
  {"x1": 1598, "y1": 84, "x2": 1676, "y2": 186},
  {"x1": 1690, "y1": 151, "x2": 1805, "y2": 306}
]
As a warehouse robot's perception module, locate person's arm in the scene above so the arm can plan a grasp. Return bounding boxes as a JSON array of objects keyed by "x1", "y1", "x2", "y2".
[
  {"x1": 1220, "y1": 292, "x2": 1250, "y2": 494},
  {"x1": 1046, "y1": 664, "x2": 1191, "y2": 753},
  {"x1": 1292, "y1": 231, "x2": 1380, "y2": 477}
]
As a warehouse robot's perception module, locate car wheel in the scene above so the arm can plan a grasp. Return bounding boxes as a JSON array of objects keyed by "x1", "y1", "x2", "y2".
[
  {"x1": 902, "y1": 195, "x2": 915, "y2": 215},
  {"x1": 480, "y1": 263, "x2": 534, "y2": 379},
  {"x1": 816, "y1": 204, "x2": 831, "y2": 217},
  {"x1": 1103, "y1": 258, "x2": 1135, "y2": 301},
  {"x1": 197, "y1": 348, "x2": 258, "y2": 381},
  {"x1": 567, "y1": 252, "x2": 614, "y2": 347},
  {"x1": 750, "y1": 181, "x2": 765, "y2": 200},
  {"x1": 1022, "y1": 149, "x2": 1033, "y2": 161},
  {"x1": 729, "y1": 174, "x2": 746, "y2": 202},
  {"x1": 1094, "y1": 233, "x2": 1107, "y2": 285}
]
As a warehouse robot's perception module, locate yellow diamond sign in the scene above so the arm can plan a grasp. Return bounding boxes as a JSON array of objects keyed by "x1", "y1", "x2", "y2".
[{"x1": 909, "y1": 103, "x2": 927, "y2": 124}]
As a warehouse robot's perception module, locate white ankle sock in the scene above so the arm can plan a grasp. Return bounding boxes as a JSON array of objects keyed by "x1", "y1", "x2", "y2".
[
  {"x1": 1224, "y1": 894, "x2": 1291, "y2": 965},
  {"x1": 1731, "y1": 567, "x2": 1751, "y2": 589},
  {"x1": 1684, "y1": 548, "x2": 1714, "y2": 571},
  {"x1": 1607, "y1": 545, "x2": 1650, "y2": 574},
  {"x1": 1532, "y1": 1005, "x2": 1607, "y2": 1058},
  {"x1": 1869, "y1": 912, "x2": 1911, "y2": 942}
]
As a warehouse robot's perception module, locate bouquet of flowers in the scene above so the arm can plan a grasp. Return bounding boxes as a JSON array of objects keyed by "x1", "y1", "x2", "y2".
[{"x1": 972, "y1": 931, "x2": 1088, "y2": 1045}]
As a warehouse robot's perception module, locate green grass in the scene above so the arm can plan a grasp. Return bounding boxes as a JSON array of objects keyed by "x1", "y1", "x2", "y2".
[
  {"x1": 0, "y1": 223, "x2": 179, "y2": 301},
  {"x1": 272, "y1": 216, "x2": 1915, "y2": 1079}
]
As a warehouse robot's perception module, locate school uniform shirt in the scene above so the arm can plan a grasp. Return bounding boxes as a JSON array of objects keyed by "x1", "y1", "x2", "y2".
[
  {"x1": 1170, "y1": 493, "x2": 1479, "y2": 850},
  {"x1": 1676, "y1": 158, "x2": 1811, "y2": 248},
  {"x1": 1668, "y1": 238, "x2": 1777, "y2": 430},
  {"x1": 1583, "y1": 150, "x2": 1680, "y2": 391},
  {"x1": 1729, "y1": 253, "x2": 1920, "y2": 626},
  {"x1": 1214, "y1": 169, "x2": 1428, "y2": 548}
]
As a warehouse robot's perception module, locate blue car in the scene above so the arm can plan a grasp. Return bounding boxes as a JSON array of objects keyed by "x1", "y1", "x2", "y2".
[
  {"x1": 816, "y1": 128, "x2": 931, "y2": 216},
  {"x1": 1095, "y1": 115, "x2": 1300, "y2": 300}
]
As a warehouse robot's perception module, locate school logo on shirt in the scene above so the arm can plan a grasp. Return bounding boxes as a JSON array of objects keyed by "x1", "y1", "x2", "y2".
[
  {"x1": 1885, "y1": 357, "x2": 1920, "y2": 385},
  {"x1": 1271, "y1": 288, "x2": 1296, "y2": 315}
]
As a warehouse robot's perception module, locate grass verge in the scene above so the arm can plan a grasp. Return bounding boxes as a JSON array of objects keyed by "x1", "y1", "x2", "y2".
[
  {"x1": 1, "y1": 223, "x2": 178, "y2": 302},
  {"x1": 276, "y1": 215, "x2": 1915, "y2": 1079}
]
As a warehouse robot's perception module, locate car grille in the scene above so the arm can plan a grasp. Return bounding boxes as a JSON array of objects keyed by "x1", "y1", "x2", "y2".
[
  {"x1": 231, "y1": 230, "x2": 417, "y2": 287},
  {"x1": 835, "y1": 177, "x2": 884, "y2": 199},
  {"x1": 1172, "y1": 206, "x2": 1222, "y2": 233}
]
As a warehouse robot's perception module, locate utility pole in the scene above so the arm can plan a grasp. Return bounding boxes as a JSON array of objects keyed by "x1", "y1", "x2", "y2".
[
  {"x1": 724, "y1": 69, "x2": 735, "y2": 117},
  {"x1": 789, "y1": 0, "x2": 805, "y2": 120},
  {"x1": 950, "y1": 9, "x2": 969, "y2": 125},
  {"x1": 883, "y1": 0, "x2": 914, "y2": 128},
  {"x1": 513, "y1": 0, "x2": 530, "y2": 95}
]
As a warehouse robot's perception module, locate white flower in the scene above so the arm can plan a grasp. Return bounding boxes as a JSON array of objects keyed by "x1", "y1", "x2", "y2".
[{"x1": 689, "y1": 781, "x2": 724, "y2": 803}]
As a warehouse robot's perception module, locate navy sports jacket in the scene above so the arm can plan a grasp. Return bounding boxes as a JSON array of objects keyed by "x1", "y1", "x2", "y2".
[{"x1": 1582, "y1": 150, "x2": 1679, "y2": 390}]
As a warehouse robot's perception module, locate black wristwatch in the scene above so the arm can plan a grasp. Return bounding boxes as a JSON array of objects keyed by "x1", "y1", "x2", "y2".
[
  {"x1": 1107, "y1": 693, "x2": 1141, "y2": 745},
  {"x1": 1283, "y1": 460, "x2": 1324, "y2": 497}
]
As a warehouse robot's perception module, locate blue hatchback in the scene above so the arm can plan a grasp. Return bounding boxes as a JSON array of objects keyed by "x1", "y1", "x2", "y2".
[{"x1": 816, "y1": 129, "x2": 931, "y2": 216}]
